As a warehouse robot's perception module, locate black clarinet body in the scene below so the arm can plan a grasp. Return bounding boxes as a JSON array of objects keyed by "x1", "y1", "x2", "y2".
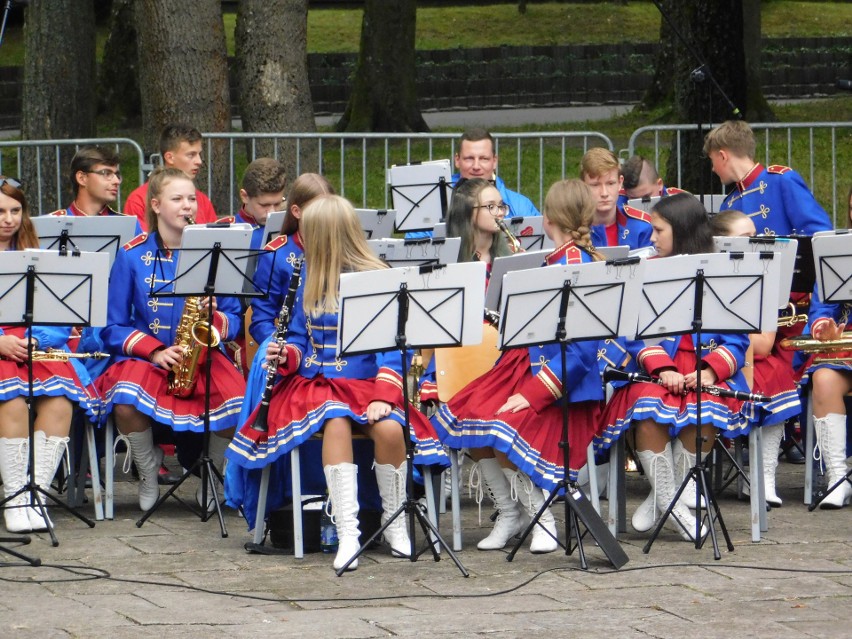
[
  {"x1": 602, "y1": 365, "x2": 769, "y2": 403},
  {"x1": 250, "y1": 257, "x2": 304, "y2": 433}
]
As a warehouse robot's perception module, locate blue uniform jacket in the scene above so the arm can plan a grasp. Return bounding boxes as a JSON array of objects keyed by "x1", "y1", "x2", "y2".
[
  {"x1": 101, "y1": 233, "x2": 242, "y2": 362},
  {"x1": 721, "y1": 164, "x2": 832, "y2": 236},
  {"x1": 249, "y1": 233, "x2": 304, "y2": 344},
  {"x1": 591, "y1": 205, "x2": 653, "y2": 251}
]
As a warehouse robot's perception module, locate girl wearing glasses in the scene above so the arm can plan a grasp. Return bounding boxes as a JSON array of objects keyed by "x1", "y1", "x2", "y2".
[
  {"x1": 0, "y1": 177, "x2": 99, "y2": 533},
  {"x1": 432, "y1": 179, "x2": 605, "y2": 554}
]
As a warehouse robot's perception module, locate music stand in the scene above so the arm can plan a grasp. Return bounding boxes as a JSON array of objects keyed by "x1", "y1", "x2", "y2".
[
  {"x1": 0, "y1": 250, "x2": 108, "y2": 546},
  {"x1": 808, "y1": 230, "x2": 852, "y2": 510},
  {"x1": 32, "y1": 215, "x2": 139, "y2": 268},
  {"x1": 502, "y1": 217, "x2": 555, "y2": 252},
  {"x1": 334, "y1": 261, "x2": 488, "y2": 576},
  {"x1": 484, "y1": 250, "x2": 550, "y2": 316},
  {"x1": 366, "y1": 237, "x2": 461, "y2": 268},
  {"x1": 637, "y1": 252, "x2": 780, "y2": 557},
  {"x1": 626, "y1": 195, "x2": 663, "y2": 214},
  {"x1": 355, "y1": 208, "x2": 397, "y2": 240},
  {"x1": 499, "y1": 258, "x2": 644, "y2": 569},
  {"x1": 388, "y1": 160, "x2": 453, "y2": 233},
  {"x1": 136, "y1": 223, "x2": 263, "y2": 536},
  {"x1": 262, "y1": 210, "x2": 288, "y2": 245}
]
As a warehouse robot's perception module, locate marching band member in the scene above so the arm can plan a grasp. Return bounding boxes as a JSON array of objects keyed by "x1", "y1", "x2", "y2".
[
  {"x1": 801, "y1": 289, "x2": 852, "y2": 508},
  {"x1": 219, "y1": 157, "x2": 287, "y2": 251},
  {"x1": 95, "y1": 168, "x2": 245, "y2": 512},
  {"x1": 433, "y1": 179, "x2": 605, "y2": 553},
  {"x1": 580, "y1": 148, "x2": 653, "y2": 251},
  {"x1": 618, "y1": 154, "x2": 685, "y2": 208},
  {"x1": 0, "y1": 177, "x2": 99, "y2": 532},
  {"x1": 710, "y1": 210, "x2": 801, "y2": 507},
  {"x1": 227, "y1": 195, "x2": 447, "y2": 571},
  {"x1": 598, "y1": 193, "x2": 750, "y2": 540},
  {"x1": 224, "y1": 173, "x2": 334, "y2": 526}
]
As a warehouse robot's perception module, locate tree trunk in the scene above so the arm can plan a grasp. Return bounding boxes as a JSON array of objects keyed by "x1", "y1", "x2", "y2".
[
  {"x1": 236, "y1": 0, "x2": 317, "y2": 184},
  {"x1": 98, "y1": 0, "x2": 141, "y2": 127},
  {"x1": 742, "y1": 0, "x2": 774, "y2": 122},
  {"x1": 336, "y1": 0, "x2": 428, "y2": 133},
  {"x1": 134, "y1": 0, "x2": 231, "y2": 212},
  {"x1": 638, "y1": 0, "x2": 675, "y2": 113},
  {"x1": 664, "y1": 0, "x2": 773, "y2": 193},
  {"x1": 20, "y1": 0, "x2": 97, "y2": 211}
]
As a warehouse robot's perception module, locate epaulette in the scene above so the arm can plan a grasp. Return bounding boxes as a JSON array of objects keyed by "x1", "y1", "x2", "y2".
[
  {"x1": 564, "y1": 244, "x2": 583, "y2": 264},
  {"x1": 219, "y1": 215, "x2": 237, "y2": 224},
  {"x1": 263, "y1": 234, "x2": 289, "y2": 251},
  {"x1": 48, "y1": 209, "x2": 67, "y2": 217},
  {"x1": 123, "y1": 233, "x2": 148, "y2": 250},
  {"x1": 767, "y1": 165, "x2": 792, "y2": 175},
  {"x1": 622, "y1": 204, "x2": 652, "y2": 224},
  {"x1": 666, "y1": 187, "x2": 688, "y2": 195}
]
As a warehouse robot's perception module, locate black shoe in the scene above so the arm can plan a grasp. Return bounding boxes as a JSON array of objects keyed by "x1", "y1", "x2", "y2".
[
  {"x1": 157, "y1": 464, "x2": 181, "y2": 485},
  {"x1": 780, "y1": 441, "x2": 806, "y2": 464}
]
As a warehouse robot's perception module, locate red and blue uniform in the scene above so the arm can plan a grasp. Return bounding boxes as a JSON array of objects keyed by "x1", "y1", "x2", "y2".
[{"x1": 591, "y1": 204, "x2": 653, "y2": 251}]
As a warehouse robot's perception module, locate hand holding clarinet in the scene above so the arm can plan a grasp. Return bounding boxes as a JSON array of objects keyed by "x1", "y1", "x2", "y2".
[{"x1": 603, "y1": 365, "x2": 770, "y2": 403}]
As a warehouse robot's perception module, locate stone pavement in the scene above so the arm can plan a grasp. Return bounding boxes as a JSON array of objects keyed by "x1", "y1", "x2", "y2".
[{"x1": 0, "y1": 458, "x2": 850, "y2": 638}]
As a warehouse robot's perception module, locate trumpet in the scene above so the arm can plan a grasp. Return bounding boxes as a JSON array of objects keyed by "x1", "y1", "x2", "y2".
[
  {"x1": 32, "y1": 349, "x2": 110, "y2": 362},
  {"x1": 495, "y1": 218, "x2": 524, "y2": 254},
  {"x1": 777, "y1": 302, "x2": 809, "y2": 328},
  {"x1": 779, "y1": 332, "x2": 852, "y2": 363}
]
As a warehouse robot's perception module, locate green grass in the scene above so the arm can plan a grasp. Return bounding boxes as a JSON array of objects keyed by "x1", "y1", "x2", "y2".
[{"x1": 0, "y1": 2, "x2": 849, "y2": 65}]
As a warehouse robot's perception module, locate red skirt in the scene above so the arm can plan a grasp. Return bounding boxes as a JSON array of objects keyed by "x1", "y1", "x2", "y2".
[
  {"x1": 0, "y1": 357, "x2": 100, "y2": 423},
  {"x1": 227, "y1": 374, "x2": 447, "y2": 469},
  {"x1": 747, "y1": 352, "x2": 801, "y2": 427},
  {"x1": 432, "y1": 348, "x2": 602, "y2": 491},
  {"x1": 96, "y1": 350, "x2": 245, "y2": 432}
]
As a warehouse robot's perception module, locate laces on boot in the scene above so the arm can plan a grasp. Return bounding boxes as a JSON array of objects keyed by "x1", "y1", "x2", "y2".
[
  {"x1": 468, "y1": 461, "x2": 487, "y2": 524},
  {"x1": 115, "y1": 433, "x2": 133, "y2": 475}
]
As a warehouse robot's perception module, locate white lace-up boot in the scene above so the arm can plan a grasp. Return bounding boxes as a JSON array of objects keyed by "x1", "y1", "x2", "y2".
[
  {"x1": 0, "y1": 437, "x2": 31, "y2": 533},
  {"x1": 29, "y1": 431, "x2": 70, "y2": 531},
  {"x1": 122, "y1": 430, "x2": 160, "y2": 511},
  {"x1": 508, "y1": 469, "x2": 558, "y2": 553},
  {"x1": 470, "y1": 458, "x2": 526, "y2": 550},
  {"x1": 374, "y1": 460, "x2": 411, "y2": 557},
  {"x1": 814, "y1": 414, "x2": 852, "y2": 509},
  {"x1": 324, "y1": 462, "x2": 361, "y2": 571},
  {"x1": 672, "y1": 438, "x2": 707, "y2": 511}
]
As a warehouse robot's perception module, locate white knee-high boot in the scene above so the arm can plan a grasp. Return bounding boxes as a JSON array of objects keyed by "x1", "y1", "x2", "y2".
[
  {"x1": 29, "y1": 431, "x2": 70, "y2": 531},
  {"x1": 760, "y1": 423, "x2": 784, "y2": 507},
  {"x1": 324, "y1": 462, "x2": 361, "y2": 571},
  {"x1": 635, "y1": 443, "x2": 708, "y2": 542},
  {"x1": 815, "y1": 413, "x2": 851, "y2": 509},
  {"x1": 471, "y1": 458, "x2": 526, "y2": 550},
  {"x1": 374, "y1": 460, "x2": 411, "y2": 557},
  {"x1": 0, "y1": 437, "x2": 31, "y2": 533},
  {"x1": 672, "y1": 438, "x2": 707, "y2": 511},
  {"x1": 508, "y1": 469, "x2": 558, "y2": 554},
  {"x1": 123, "y1": 430, "x2": 160, "y2": 511}
]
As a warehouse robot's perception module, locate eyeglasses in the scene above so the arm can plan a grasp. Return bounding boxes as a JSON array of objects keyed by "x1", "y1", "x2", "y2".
[
  {"x1": 475, "y1": 203, "x2": 510, "y2": 216},
  {"x1": 87, "y1": 169, "x2": 122, "y2": 181},
  {"x1": 0, "y1": 177, "x2": 22, "y2": 189}
]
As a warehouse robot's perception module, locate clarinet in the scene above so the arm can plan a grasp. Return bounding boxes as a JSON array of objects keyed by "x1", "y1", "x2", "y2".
[
  {"x1": 250, "y1": 257, "x2": 304, "y2": 433},
  {"x1": 602, "y1": 365, "x2": 770, "y2": 403}
]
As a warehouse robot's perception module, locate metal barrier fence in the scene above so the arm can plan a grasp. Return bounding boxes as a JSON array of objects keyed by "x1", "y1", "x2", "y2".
[
  {"x1": 0, "y1": 138, "x2": 147, "y2": 215},
  {"x1": 199, "y1": 131, "x2": 615, "y2": 215},
  {"x1": 628, "y1": 122, "x2": 852, "y2": 227}
]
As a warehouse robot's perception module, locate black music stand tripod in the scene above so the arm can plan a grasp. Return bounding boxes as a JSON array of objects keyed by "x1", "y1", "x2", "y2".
[
  {"x1": 334, "y1": 263, "x2": 488, "y2": 576},
  {"x1": 0, "y1": 252, "x2": 106, "y2": 547},
  {"x1": 637, "y1": 252, "x2": 778, "y2": 558},
  {"x1": 498, "y1": 259, "x2": 641, "y2": 569},
  {"x1": 137, "y1": 229, "x2": 263, "y2": 537}
]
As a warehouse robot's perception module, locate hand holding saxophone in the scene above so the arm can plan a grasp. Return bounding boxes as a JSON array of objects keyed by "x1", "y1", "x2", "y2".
[
  {"x1": 151, "y1": 344, "x2": 186, "y2": 370},
  {"x1": 198, "y1": 296, "x2": 218, "y2": 314}
]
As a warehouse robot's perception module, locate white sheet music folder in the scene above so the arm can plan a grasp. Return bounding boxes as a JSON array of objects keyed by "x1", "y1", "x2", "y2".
[
  {"x1": 714, "y1": 235, "x2": 797, "y2": 308},
  {"x1": 388, "y1": 160, "x2": 452, "y2": 232}
]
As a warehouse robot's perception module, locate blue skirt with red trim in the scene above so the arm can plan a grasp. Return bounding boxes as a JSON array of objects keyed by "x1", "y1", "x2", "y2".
[
  {"x1": 95, "y1": 350, "x2": 245, "y2": 432},
  {"x1": 226, "y1": 373, "x2": 448, "y2": 470},
  {"x1": 431, "y1": 348, "x2": 602, "y2": 491}
]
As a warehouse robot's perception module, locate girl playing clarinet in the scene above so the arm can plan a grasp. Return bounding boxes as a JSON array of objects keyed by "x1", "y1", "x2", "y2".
[
  {"x1": 0, "y1": 177, "x2": 99, "y2": 532},
  {"x1": 96, "y1": 167, "x2": 245, "y2": 512},
  {"x1": 599, "y1": 193, "x2": 750, "y2": 540},
  {"x1": 433, "y1": 179, "x2": 605, "y2": 553},
  {"x1": 227, "y1": 194, "x2": 446, "y2": 571}
]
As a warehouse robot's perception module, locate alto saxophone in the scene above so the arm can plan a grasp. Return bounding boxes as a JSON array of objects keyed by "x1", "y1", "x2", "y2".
[
  {"x1": 167, "y1": 296, "x2": 222, "y2": 398},
  {"x1": 495, "y1": 218, "x2": 524, "y2": 254}
]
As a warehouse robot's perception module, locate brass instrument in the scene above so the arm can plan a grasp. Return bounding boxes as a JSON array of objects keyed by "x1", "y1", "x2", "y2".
[
  {"x1": 779, "y1": 331, "x2": 852, "y2": 364},
  {"x1": 495, "y1": 218, "x2": 524, "y2": 254},
  {"x1": 167, "y1": 296, "x2": 221, "y2": 398},
  {"x1": 777, "y1": 302, "x2": 809, "y2": 328},
  {"x1": 32, "y1": 349, "x2": 109, "y2": 362}
]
